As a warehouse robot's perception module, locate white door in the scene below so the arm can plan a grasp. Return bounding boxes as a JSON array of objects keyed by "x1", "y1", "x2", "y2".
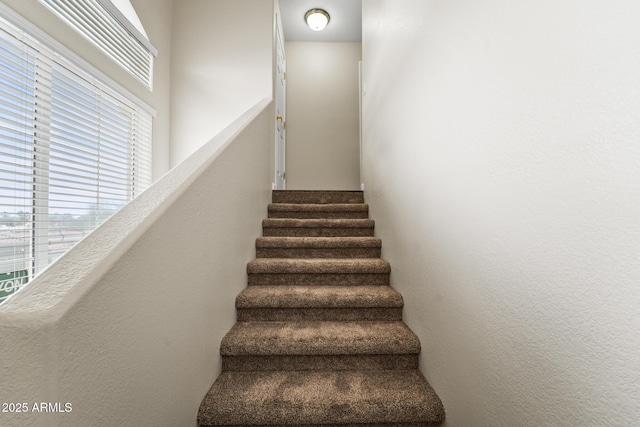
[{"x1": 274, "y1": 15, "x2": 287, "y2": 189}]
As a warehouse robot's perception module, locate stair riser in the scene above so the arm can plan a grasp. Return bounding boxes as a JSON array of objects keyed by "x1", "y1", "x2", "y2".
[
  {"x1": 222, "y1": 354, "x2": 418, "y2": 372},
  {"x1": 237, "y1": 307, "x2": 403, "y2": 322},
  {"x1": 256, "y1": 247, "x2": 381, "y2": 259},
  {"x1": 272, "y1": 191, "x2": 364, "y2": 204},
  {"x1": 248, "y1": 273, "x2": 390, "y2": 286},
  {"x1": 204, "y1": 424, "x2": 431, "y2": 427},
  {"x1": 263, "y1": 228, "x2": 375, "y2": 237},
  {"x1": 268, "y1": 211, "x2": 369, "y2": 219},
  {"x1": 206, "y1": 424, "x2": 432, "y2": 427}
]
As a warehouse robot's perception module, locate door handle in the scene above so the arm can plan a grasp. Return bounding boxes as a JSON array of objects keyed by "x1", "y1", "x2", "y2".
[{"x1": 276, "y1": 115, "x2": 282, "y2": 121}]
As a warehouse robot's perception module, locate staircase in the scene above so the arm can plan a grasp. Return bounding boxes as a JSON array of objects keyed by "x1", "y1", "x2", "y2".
[{"x1": 198, "y1": 190, "x2": 445, "y2": 426}]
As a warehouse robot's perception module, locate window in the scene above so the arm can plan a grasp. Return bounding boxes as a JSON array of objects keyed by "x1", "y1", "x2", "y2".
[
  {"x1": 37, "y1": 0, "x2": 157, "y2": 89},
  {"x1": 0, "y1": 12, "x2": 153, "y2": 304}
]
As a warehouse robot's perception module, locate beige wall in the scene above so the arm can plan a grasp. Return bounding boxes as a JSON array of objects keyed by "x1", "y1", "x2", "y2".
[
  {"x1": 170, "y1": 0, "x2": 274, "y2": 166},
  {"x1": 285, "y1": 42, "x2": 361, "y2": 190},
  {"x1": 1, "y1": 0, "x2": 174, "y2": 180},
  {"x1": 362, "y1": 1, "x2": 640, "y2": 426}
]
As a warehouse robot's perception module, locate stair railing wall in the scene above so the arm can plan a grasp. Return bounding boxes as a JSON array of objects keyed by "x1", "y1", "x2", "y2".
[{"x1": 0, "y1": 98, "x2": 274, "y2": 427}]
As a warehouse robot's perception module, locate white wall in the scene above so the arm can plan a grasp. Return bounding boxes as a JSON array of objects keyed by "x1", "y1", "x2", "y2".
[
  {"x1": 285, "y1": 42, "x2": 361, "y2": 190},
  {"x1": 0, "y1": 100, "x2": 273, "y2": 427},
  {"x1": 1, "y1": 0, "x2": 173, "y2": 180},
  {"x1": 170, "y1": 0, "x2": 274, "y2": 166},
  {"x1": 362, "y1": 1, "x2": 640, "y2": 426}
]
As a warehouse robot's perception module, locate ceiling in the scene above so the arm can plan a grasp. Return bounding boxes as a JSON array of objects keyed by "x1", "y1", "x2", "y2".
[{"x1": 278, "y1": 0, "x2": 362, "y2": 42}]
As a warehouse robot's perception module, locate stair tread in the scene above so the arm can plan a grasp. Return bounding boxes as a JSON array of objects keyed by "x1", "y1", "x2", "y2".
[
  {"x1": 256, "y1": 236, "x2": 381, "y2": 248},
  {"x1": 237, "y1": 285, "x2": 402, "y2": 309},
  {"x1": 263, "y1": 218, "x2": 374, "y2": 228},
  {"x1": 198, "y1": 369, "x2": 445, "y2": 426},
  {"x1": 269, "y1": 203, "x2": 368, "y2": 211},
  {"x1": 221, "y1": 320, "x2": 420, "y2": 356},
  {"x1": 247, "y1": 258, "x2": 391, "y2": 274}
]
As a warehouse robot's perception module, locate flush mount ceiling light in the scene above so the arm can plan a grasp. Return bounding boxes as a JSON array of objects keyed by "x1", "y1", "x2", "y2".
[{"x1": 305, "y1": 8, "x2": 330, "y2": 31}]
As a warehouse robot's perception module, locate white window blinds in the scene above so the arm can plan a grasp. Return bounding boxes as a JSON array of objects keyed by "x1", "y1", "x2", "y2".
[
  {"x1": 0, "y1": 15, "x2": 152, "y2": 303},
  {"x1": 37, "y1": 0, "x2": 157, "y2": 89}
]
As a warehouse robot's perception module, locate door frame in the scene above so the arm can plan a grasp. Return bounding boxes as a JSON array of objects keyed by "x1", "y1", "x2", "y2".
[{"x1": 274, "y1": 10, "x2": 286, "y2": 189}]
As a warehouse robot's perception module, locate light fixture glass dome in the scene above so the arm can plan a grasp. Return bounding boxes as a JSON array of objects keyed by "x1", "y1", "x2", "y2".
[{"x1": 305, "y1": 9, "x2": 330, "y2": 31}]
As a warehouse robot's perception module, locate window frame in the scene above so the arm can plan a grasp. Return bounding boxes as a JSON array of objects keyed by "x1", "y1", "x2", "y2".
[{"x1": 0, "y1": 3, "x2": 155, "y2": 304}]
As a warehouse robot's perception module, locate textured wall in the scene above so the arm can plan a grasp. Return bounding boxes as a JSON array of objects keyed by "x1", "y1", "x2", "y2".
[
  {"x1": 285, "y1": 42, "x2": 361, "y2": 190},
  {"x1": 362, "y1": 1, "x2": 640, "y2": 426},
  {"x1": 0, "y1": 100, "x2": 273, "y2": 427},
  {"x1": 170, "y1": 0, "x2": 274, "y2": 166}
]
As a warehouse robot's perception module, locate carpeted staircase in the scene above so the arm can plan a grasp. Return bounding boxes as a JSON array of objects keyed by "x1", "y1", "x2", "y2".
[{"x1": 198, "y1": 190, "x2": 445, "y2": 426}]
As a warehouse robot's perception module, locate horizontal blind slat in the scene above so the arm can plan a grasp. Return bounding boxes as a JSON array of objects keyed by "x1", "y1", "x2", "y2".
[{"x1": 37, "y1": 0, "x2": 152, "y2": 87}]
